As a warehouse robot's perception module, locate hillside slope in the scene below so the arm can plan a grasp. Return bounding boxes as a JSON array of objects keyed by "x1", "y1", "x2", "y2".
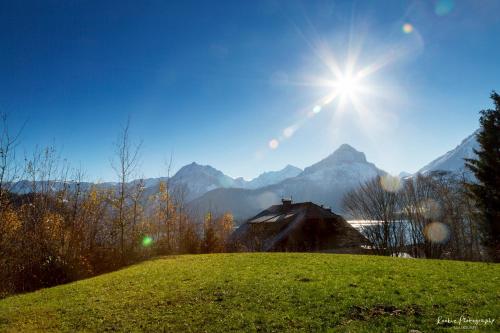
[{"x1": 0, "y1": 253, "x2": 498, "y2": 332}]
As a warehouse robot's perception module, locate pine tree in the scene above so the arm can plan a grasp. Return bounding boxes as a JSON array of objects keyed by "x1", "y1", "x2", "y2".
[{"x1": 465, "y1": 91, "x2": 500, "y2": 262}]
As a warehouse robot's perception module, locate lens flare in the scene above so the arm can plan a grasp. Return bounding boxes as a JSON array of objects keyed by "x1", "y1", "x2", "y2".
[
  {"x1": 313, "y1": 105, "x2": 322, "y2": 113},
  {"x1": 380, "y1": 174, "x2": 402, "y2": 192},
  {"x1": 402, "y1": 23, "x2": 413, "y2": 34},
  {"x1": 424, "y1": 222, "x2": 450, "y2": 244},
  {"x1": 268, "y1": 139, "x2": 279, "y2": 149},
  {"x1": 261, "y1": 22, "x2": 414, "y2": 154},
  {"x1": 419, "y1": 199, "x2": 441, "y2": 220},
  {"x1": 142, "y1": 236, "x2": 153, "y2": 247},
  {"x1": 283, "y1": 126, "x2": 296, "y2": 138}
]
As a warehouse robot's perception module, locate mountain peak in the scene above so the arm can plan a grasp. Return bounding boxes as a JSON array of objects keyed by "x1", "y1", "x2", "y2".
[
  {"x1": 282, "y1": 164, "x2": 302, "y2": 172},
  {"x1": 329, "y1": 144, "x2": 367, "y2": 163},
  {"x1": 301, "y1": 144, "x2": 371, "y2": 176},
  {"x1": 337, "y1": 143, "x2": 356, "y2": 150},
  {"x1": 179, "y1": 161, "x2": 201, "y2": 170},
  {"x1": 174, "y1": 162, "x2": 220, "y2": 178},
  {"x1": 170, "y1": 162, "x2": 236, "y2": 200}
]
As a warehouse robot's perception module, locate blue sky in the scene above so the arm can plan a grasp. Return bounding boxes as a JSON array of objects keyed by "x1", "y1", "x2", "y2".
[{"x1": 1, "y1": 0, "x2": 499, "y2": 181}]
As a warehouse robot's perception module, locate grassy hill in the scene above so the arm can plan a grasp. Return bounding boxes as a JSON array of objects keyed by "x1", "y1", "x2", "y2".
[{"x1": 0, "y1": 253, "x2": 498, "y2": 332}]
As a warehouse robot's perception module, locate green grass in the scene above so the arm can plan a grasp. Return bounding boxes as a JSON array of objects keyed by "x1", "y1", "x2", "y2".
[{"x1": 0, "y1": 253, "x2": 498, "y2": 332}]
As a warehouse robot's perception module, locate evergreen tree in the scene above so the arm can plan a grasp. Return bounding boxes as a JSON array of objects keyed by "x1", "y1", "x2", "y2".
[{"x1": 465, "y1": 91, "x2": 500, "y2": 262}]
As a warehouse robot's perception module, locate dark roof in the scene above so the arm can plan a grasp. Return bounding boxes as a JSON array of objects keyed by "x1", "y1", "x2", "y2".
[
  {"x1": 232, "y1": 200, "x2": 368, "y2": 251},
  {"x1": 247, "y1": 201, "x2": 339, "y2": 224}
]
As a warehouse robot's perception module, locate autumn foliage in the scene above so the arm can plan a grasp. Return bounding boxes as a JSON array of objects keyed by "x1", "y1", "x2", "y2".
[{"x1": 0, "y1": 117, "x2": 234, "y2": 297}]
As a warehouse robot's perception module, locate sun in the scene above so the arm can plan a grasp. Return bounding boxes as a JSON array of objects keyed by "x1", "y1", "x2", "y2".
[
  {"x1": 324, "y1": 70, "x2": 364, "y2": 108},
  {"x1": 265, "y1": 31, "x2": 405, "y2": 151},
  {"x1": 334, "y1": 74, "x2": 360, "y2": 98}
]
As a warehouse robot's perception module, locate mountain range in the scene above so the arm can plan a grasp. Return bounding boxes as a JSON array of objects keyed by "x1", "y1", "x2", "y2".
[
  {"x1": 166, "y1": 162, "x2": 303, "y2": 201},
  {"x1": 188, "y1": 144, "x2": 386, "y2": 220},
  {"x1": 11, "y1": 131, "x2": 479, "y2": 222},
  {"x1": 184, "y1": 132, "x2": 479, "y2": 221}
]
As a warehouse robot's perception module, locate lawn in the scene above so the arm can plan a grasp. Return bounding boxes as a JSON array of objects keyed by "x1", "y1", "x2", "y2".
[{"x1": 0, "y1": 253, "x2": 498, "y2": 332}]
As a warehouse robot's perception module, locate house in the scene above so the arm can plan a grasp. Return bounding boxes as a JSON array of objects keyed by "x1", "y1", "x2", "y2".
[{"x1": 231, "y1": 199, "x2": 369, "y2": 252}]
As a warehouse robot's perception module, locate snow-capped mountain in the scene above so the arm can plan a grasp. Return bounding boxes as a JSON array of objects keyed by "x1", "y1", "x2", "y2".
[
  {"x1": 299, "y1": 144, "x2": 383, "y2": 185},
  {"x1": 14, "y1": 132, "x2": 482, "y2": 223},
  {"x1": 166, "y1": 163, "x2": 302, "y2": 200},
  {"x1": 418, "y1": 130, "x2": 479, "y2": 176},
  {"x1": 168, "y1": 162, "x2": 238, "y2": 201},
  {"x1": 242, "y1": 165, "x2": 302, "y2": 189},
  {"x1": 189, "y1": 144, "x2": 386, "y2": 221},
  {"x1": 9, "y1": 161, "x2": 302, "y2": 202}
]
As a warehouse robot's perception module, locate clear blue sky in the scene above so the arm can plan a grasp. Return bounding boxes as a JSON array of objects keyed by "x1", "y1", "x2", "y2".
[{"x1": 1, "y1": 0, "x2": 499, "y2": 181}]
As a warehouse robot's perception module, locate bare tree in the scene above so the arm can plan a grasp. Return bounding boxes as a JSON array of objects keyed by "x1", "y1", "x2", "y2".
[
  {"x1": 0, "y1": 114, "x2": 24, "y2": 207},
  {"x1": 0, "y1": 114, "x2": 24, "y2": 295},
  {"x1": 343, "y1": 176, "x2": 406, "y2": 256},
  {"x1": 400, "y1": 174, "x2": 446, "y2": 258},
  {"x1": 111, "y1": 118, "x2": 142, "y2": 263},
  {"x1": 130, "y1": 178, "x2": 145, "y2": 252}
]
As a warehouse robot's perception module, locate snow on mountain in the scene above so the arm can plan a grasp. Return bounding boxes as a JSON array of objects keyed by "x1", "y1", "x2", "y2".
[
  {"x1": 243, "y1": 165, "x2": 302, "y2": 189},
  {"x1": 299, "y1": 144, "x2": 383, "y2": 185},
  {"x1": 11, "y1": 133, "x2": 483, "y2": 222},
  {"x1": 418, "y1": 131, "x2": 479, "y2": 176},
  {"x1": 164, "y1": 162, "x2": 303, "y2": 200},
  {"x1": 10, "y1": 161, "x2": 302, "y2": 202},
  {"x1": 169, "y1": 162, "x2": 238, "y2": 201},
  {"x1": 189, "y1": 144, "x2": 387, "y2": 222}
]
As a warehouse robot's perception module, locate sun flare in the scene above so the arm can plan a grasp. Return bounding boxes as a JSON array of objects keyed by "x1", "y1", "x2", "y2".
[
  {"x1": 332, "y1": 73, "x2": 361, "y2": 98},
  {"x1": 266, "y1": 28, "x2": 411, "y2": 151}
]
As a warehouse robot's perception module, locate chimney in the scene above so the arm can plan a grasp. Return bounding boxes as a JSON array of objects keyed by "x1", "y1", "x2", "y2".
[{"x1": 281, "y1": 198, "x2": 292, "y2": 210}]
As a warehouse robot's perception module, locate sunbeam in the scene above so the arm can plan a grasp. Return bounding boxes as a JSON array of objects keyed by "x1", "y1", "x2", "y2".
[{"x1": 264, "y1": 20, "x2": 420, "y2": 153}]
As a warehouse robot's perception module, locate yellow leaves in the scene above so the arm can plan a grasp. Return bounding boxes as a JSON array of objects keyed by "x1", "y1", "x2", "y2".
[
  {"x1": 221, "y1": 212, "x2": 234, "y2": 236},
  {"x1": 42, "y1": 212, "x2": 64, "y2": 239},
  {"x1": 202, "y1": 211, "x2": 235, "y2": 252},
  {"x1": 88, "y1": 186, "x2": 99, "y2": 204},
  {"x1": 157, "y1": 181, "x2": 171, "y2": 202},
  {"x1": 0, "y1": 208, "x2": 21, "y2": 235},
  {"x1": 159, "y1": 181, "x2": 167, "y2": 194},
  {"x1": 204, "y1": 212, "x2": 213, "y2": 225}
]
